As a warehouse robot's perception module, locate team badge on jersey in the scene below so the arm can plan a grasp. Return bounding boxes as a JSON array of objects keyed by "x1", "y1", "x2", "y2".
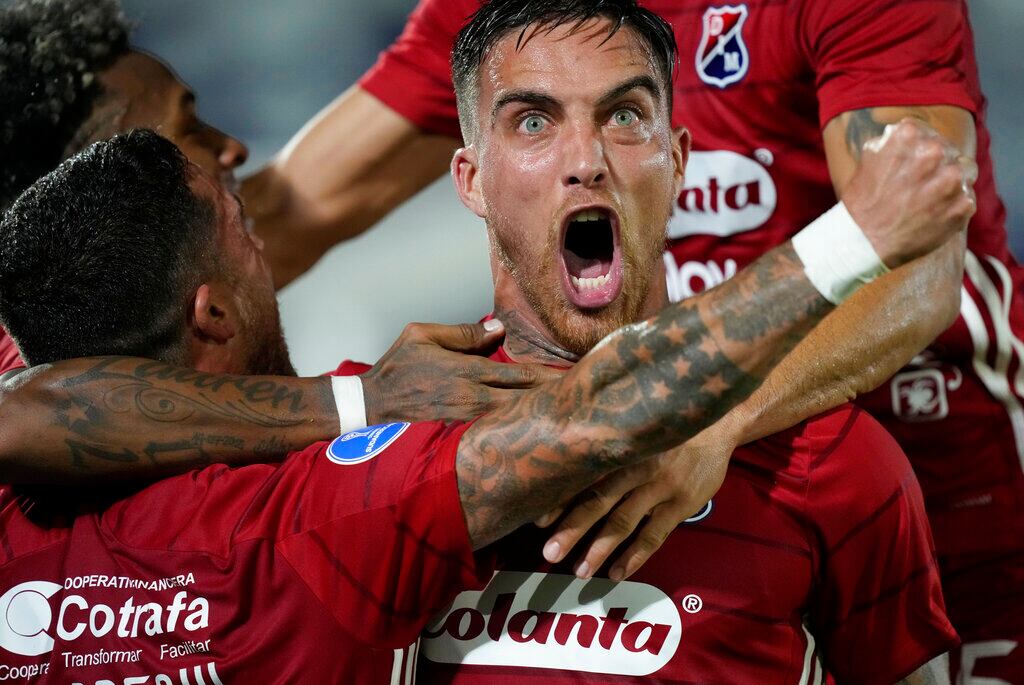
[
  {"x1": 326, "y1": 422, "x2": 410, "y2": 465},
  {"x1": 695, "y1": 5, "x2": 750, "y2": 88}
]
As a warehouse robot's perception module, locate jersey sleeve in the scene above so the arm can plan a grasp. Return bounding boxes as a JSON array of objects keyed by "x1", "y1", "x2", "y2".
[
  {"x1": 258, "y1": 420, "x2": 492, "y2": 648},
  {"x1": 800, "y1": 0, "x2": 978, "y2": 129},
  {"x1": 357, "y1": 0, "x2": 480, "y2": 139},
  {"x1": 804, "y1": 407, "x2": 958, "y2": 684}
]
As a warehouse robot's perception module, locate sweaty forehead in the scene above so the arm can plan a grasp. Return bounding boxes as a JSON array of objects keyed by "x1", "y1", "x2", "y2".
[
  {"x1": 98, "y1": 51, "x2": 189, "y2": 125},
  {"x1": 481, "y1": 20, "x2": 659, "y2": 102}
]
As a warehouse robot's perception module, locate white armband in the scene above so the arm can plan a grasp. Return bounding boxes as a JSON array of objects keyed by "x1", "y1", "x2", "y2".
[
  {"x1": 331, "y1": 376, "x2": 367, "y2": 434},
  {"x1": 791, "y1": 202, "x2": 890, "y2": 305}
]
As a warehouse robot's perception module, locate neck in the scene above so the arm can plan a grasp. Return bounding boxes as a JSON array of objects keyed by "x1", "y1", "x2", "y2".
[
  {"x1": 491, "y1": 263, "x2": 670, "y2": 367},
  {"x1": 493, "y1": 305, "x2": 581, "y2": 367}
]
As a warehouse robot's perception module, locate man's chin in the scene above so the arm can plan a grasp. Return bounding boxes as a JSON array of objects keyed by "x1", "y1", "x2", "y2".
[{"x1": 542, "y1": 305, "x2": 632, "y2": 358}]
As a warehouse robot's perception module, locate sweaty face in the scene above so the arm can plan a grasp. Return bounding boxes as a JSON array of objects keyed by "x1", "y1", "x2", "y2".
[
  {"x1": 96, "y1": 51, "x2": 248, "y2": 193},
  {"x1": 470, "y1": 21, "x2": 684, "y2": 356},
  {"x1": 192, "y1": 171, "x2": 294, "y2": 376}
]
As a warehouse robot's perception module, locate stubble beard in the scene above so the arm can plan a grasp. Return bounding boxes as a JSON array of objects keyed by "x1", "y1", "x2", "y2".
[{"x1": 491, "y1": 217, "x2": 664, "y2": 358}]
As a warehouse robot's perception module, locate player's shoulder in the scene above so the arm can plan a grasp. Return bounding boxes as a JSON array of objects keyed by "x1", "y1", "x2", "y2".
[{"x1": 802, "y1": 404, "x2": 916, "y2": 502}]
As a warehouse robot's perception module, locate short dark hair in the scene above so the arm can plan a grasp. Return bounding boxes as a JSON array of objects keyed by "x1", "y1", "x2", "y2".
[
  {"x1": 451, "y1": 0, "x2": 677, "y2": 140},
  {"x1": 0, "y1": 0, "x2": 131, "y2": 210},
  {"x1": 0, "y1": 129, "x2": 216, "y2": 367}
]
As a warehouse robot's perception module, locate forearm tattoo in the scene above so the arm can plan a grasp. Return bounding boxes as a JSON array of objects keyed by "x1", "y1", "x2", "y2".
[
  {"x1": 844, "y1": 106, "x2": 938, "y2": 161},
  {"x1": 459, "y1": 243, "x2": 831, "y2": 546},
  {"x1": 6, "y1": 357, "x2": 333, "y2": 479}
]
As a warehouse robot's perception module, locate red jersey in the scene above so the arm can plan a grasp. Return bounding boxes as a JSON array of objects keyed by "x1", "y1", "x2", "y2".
[
  {"x1": 335, "y1": 353, "x2": 957, "y2": 683},
  {"x1": 359, "y1": 0, "x2": 1024, "y2": 562},
  {"x1": 0, "y1": 385, "x2": 489, "y2": 683},
  {"x1": 421, "y1": 410, "x2": 955, "y2": 682}
]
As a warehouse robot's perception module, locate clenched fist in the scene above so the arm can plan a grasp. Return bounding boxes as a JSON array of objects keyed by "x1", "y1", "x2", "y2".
[{"x1": 843, "y1": 118, "x2": 976, "y2": 269}]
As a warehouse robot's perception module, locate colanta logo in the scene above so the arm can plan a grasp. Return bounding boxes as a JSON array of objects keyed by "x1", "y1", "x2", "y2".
[
  {"x1": 667, "y1": 150, "x2": 777, "y2": 239},
  {"x1": 0, "y1": 581, "x2": 209, "y2": 657},
  {"x1": 421, "y1": 571, "x2": 681, "y2": 676}
]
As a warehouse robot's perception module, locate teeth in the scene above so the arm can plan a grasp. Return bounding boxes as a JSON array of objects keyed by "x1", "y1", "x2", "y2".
[
  {"x1": 571, "y1": 209, "x2": 603, "y2": 223},
  {"x1": 571, "y1": 273, "x2": 610, "y2": 290}
]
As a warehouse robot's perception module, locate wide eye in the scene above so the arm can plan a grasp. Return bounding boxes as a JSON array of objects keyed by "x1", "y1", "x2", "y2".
[
  {"x1": 519, "y1": 115, "x2": 547, "y2": 135},
  {"x1": 611, "y1": 108, "x2": 639, "y2": 127}
]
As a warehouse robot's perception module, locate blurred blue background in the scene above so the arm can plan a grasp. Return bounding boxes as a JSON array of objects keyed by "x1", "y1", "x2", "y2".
[{"x1": 123, "y1": 0, "x2": 1023, "y2": 374}]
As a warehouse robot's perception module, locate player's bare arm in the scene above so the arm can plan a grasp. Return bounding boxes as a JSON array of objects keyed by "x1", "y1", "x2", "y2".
[
  {"x1": 242, "y1": 86, "x2": 458, "y2": 288},
  {"x1": 457, "y1": 117, "x2": 974, "y2": 550},
  {"x1": 896, "y1": 654, "x2": 951, "y2": 685},
  {"x1": 0, "y1": 321, "x2": 556, "y2": 483},
  {"x1": 731, "y1": 103, "x2": 977, "y2": 442}
]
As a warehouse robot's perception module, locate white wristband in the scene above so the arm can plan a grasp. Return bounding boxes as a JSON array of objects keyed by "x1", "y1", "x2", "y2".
[
  {"x1": 791, "y1": 201, "x2": 890, "y2": 305},
  {"x1": 331, "y1": 376, "x2": 368, "y2": 434}
]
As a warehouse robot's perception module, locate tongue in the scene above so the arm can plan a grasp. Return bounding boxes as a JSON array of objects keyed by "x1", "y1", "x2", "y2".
[{"x1": 564, "y1": 250, "x2": 611, "y2": 279}]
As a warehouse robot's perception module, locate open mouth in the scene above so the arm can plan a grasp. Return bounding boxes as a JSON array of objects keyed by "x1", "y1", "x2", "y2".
[{"x1": 560, "y1": 206, "x2": 623, "y2": 309}]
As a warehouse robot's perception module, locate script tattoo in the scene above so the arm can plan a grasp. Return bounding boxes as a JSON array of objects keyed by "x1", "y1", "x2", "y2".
[
  {"x1": 458, "y1": 243, "x2": 831, "y2": 547},
  {"x1": 44, "y1": 357, "x2": 328, "y2": 472}
]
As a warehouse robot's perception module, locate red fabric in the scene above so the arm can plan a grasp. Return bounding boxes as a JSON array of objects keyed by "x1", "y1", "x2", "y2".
[
  {"x1": 360, "y1": 2, "x2": 1024, "y2": 651},
  {"x1": 418, "y1": 404, "x2": 958, "y2": 684},
  {"x1": 0, "y1": 328, "x2": 24, "y2": 374},
  {"x1": 0, "y1": 418, "x2": 490, "y2": 682}
]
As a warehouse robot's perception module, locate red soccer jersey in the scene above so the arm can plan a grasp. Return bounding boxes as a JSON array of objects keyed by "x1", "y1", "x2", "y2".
[
  {"x1": 359, "y1": 0, "x2": 1024, "y2": 562},
  {"x1": 0, "y1": 407, "x2": 490, "y2": 683},
  {"x1": 417, "y1": 401, "x2": 957, "y2": 684}
]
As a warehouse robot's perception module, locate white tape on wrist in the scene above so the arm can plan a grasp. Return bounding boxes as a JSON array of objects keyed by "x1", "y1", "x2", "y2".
[
  {"x1": 331, "y1": 376, "x2": 367, "y2": 434},
  {"x1": 791, "y1": 202, "x2": 890, "y2": 305}
]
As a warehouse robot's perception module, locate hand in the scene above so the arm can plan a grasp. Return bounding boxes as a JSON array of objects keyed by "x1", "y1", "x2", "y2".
[
  {"x1": 360, "y1": 320, "x2": 560, "y2": 424},
  {"x1": 843, "y1": 118, "x2": 977, "y2": 269},
  {"x1": 537, "y1": 424, "x2": 735, "y2": 581}
]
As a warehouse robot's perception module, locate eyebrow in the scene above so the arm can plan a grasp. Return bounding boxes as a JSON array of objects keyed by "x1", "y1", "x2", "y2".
[
  {"x1": 180, "y1": 90, "x2": 196, "y2": 108},
  {"x1": 490, "y1": 74, "x2": 663, "y2": 124},
  {"x1": 491, "y1": 90, "x2": 561, "y2": 123},
  {"x1": 595, "y1": 75, "x2": 662, "y2": 109}
]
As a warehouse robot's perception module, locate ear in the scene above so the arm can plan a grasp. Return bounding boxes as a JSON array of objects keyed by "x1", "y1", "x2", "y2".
[
  {"x1": 191, "y1": 283, "x2": 237, "y2": 345},
  {"x1": 451, "y1": 145, "x2": 486, "y2": 218},
  {"x1": 672, "y1": 127, "x2": 691, "y2": 198}
]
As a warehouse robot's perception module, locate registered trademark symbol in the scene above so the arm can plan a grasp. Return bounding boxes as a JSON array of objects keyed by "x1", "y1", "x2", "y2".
[
  {"x1": 681, "y1": 594, "x2": 703, "y2": 613},
  {"x1": 754, "y1": 148, "x2": 774, "y2": 166}
]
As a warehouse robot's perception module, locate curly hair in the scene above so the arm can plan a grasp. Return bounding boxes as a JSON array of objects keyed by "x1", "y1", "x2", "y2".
[{"x1": 0, "y1": 0, "x2": 130, "y2": 209}]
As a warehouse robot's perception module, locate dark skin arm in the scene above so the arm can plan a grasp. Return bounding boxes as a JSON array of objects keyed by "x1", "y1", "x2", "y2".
[{"x1": 0, "y1": 321, "x2": 556, "y2": 484}]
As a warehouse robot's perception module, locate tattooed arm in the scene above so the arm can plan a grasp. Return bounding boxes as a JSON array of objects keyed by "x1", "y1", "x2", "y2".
[
  {"x1": 896, "y1": 654, "x2": 951, "y2": 685},
  {"x1": 455, "y1": 118, "x2": 975, "y2": 549},
  {"x1": 729, "y1": 104, "x2": 976, "y2": 443},
  {"x1": 0, "y1": 358, "x2": 336, "y2": 483},
  {"x1": 0, "y1": 322, "x2": 554, "y2": 484}
]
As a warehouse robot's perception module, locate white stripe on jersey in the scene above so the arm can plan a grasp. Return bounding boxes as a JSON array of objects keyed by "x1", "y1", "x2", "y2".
[
  {"x1": 391, "y1": 647, "x2": 405, "y2": 685},
  {"x1": 962, "y1": 250, "x2": 1024, "y2": 472}
]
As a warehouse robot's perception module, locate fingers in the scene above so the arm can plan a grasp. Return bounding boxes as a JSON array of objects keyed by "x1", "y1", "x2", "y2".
[
  {"x1": 574, "y1": 486, "x2": 663, "y2": 581},
  {"x1": 404, "y1": 320, "x2": 505, "y2": 354},
  {"x1": 476, "y1": 362, "x2": 561, "y2": 388},
  {"x1": 542, "y1": 466, "x2": 652, "y2": 567},
  {"x1": 534, "y1": 507, "x2": 564, "y2": 528},
  {"x1": 608, "y1": 502, "x2": 684, "y2": 581}
]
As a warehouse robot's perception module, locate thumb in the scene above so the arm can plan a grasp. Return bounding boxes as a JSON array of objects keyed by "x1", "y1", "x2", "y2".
[{"x1": 421, "y1": 320, "x2": 506, "y2": 354}]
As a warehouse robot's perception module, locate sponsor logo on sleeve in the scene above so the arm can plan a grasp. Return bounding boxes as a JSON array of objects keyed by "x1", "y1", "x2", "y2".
[
  {"x1": 326, "y1": 422, "x2": 410, "y2": 466},
  {"x1": 667, "y1": 150, "x2": 776, "y2": 239},
  {"x1": 422, "y1": 571, "x2": 681, "y2": 676},
  {"x1": 696, "y1": 5, "x2": 750, "y2": 88}
]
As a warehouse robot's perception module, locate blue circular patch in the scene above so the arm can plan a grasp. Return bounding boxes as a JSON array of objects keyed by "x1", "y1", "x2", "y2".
[{"x1": 326, "y1": 422, "x2": 411, "y2": 466}]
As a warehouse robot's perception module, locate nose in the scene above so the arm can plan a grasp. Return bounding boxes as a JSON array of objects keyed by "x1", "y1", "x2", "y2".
[
  {"x1": 211, "y1": 126, "x2": 249, "y2": 170},
  {"x1": 562, "y1": 124, "x2": 608, "y2": 189}
]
